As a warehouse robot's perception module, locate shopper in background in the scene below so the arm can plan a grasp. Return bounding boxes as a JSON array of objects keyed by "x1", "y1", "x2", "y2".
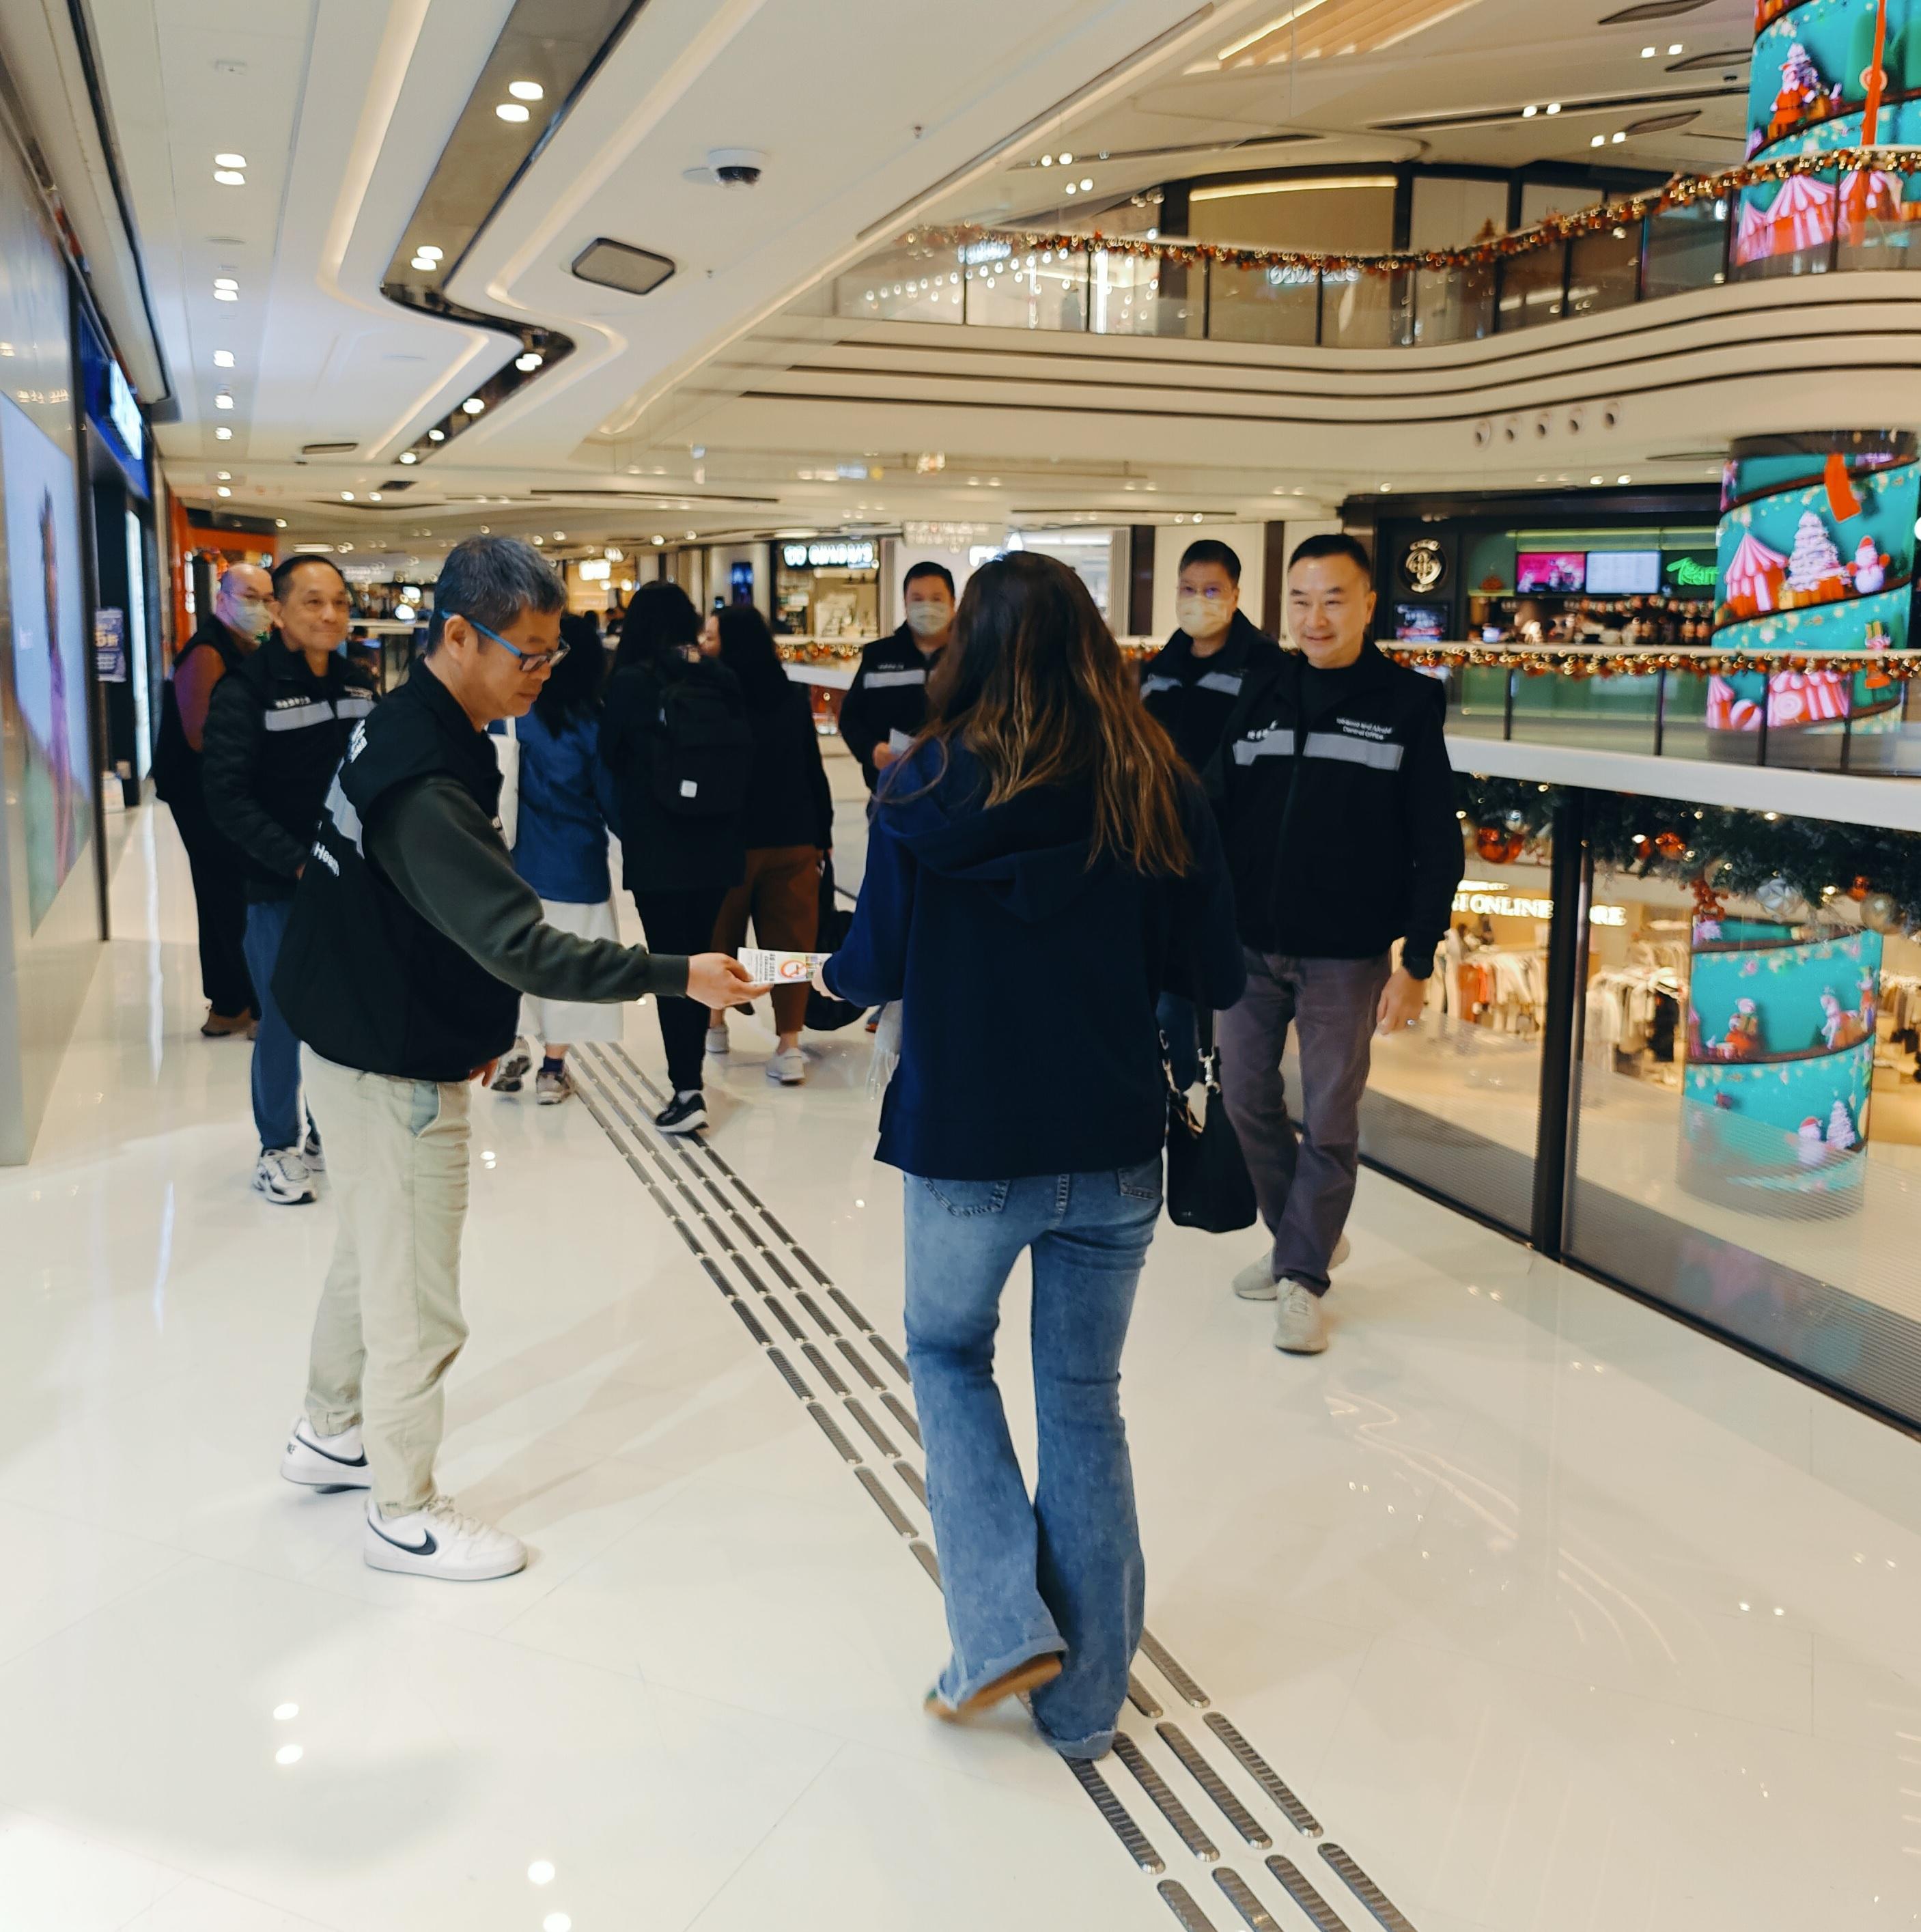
[
  {"x1": 1137, "y1": 537, "x2": 1282, "y2": 1089},
  {"x1": 709, "y1": 604, "x2": 832, "y2": 1085},
  {"x1": 600, "y1": 582, "x2": 753, "y2": 1133},
  {"x1": 490, "y1": 612, "x2": 621, "y2": 1106},
  {"x1": 1207, "y1": 533, "x2": 1462, "y2": 1356},
  {"x1": 153, "y1": 562, "x2": 272, "y2": 1040},
  {"x1": 817, "y1": 552, "x2": 1243, "y2": 1760},
  {"x1": 836, "y1": 561, "x2": 955, "y2": 792},
  {"x1": 273, "y1": 535, "x2": 763, "y2": 1581},
  {"x1": 202, "y1": 555, "x2": 374, "y2": 1206}
]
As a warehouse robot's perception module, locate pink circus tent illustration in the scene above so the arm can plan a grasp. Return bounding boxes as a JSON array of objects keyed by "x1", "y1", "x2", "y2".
[
  {"x1": 1722, "y1": 530, "x2": 1789, "y2": 616},
  {"x1": 1735, "y1": 171, "x2": 1837, "y2": 264}
]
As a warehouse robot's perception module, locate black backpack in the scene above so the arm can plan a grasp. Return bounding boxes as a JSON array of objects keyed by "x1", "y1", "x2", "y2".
[{"x1": 649, "y1": 677, "x2": 752, "y2": 819}]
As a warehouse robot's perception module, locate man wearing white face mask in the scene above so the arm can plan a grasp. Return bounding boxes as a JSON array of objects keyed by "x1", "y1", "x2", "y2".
[
  {"x1": 838, "y1": 561, "x2": 955, "y2": 794},
  {"x1": 154, "y1": 561, "x2": 275, "y2": 1039},
  {"x1": 1138, "y1": 540, "x2": 1280, "y2": 1087}
]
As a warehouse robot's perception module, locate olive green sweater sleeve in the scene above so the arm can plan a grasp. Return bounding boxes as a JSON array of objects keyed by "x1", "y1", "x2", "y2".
[{"x1": 369, "y1": 774, "x2": 690, "y2": 1003}]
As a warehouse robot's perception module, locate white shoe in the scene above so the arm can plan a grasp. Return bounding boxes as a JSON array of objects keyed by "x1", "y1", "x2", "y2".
[
  {"x1": 253, "y1": 1147, "x2": 316, "y2": 1206},
  {"x1": 1233, "y1": 1233, "x2": 1349, "y2": 1301},
  {"x1": 300, "y1": 1125, "x2": 324, "y2": 1172},
  {"x1": 705, "y1": 1026, "x2": 729, "y2": 1056},
  {"x1": 493, "y1": 1037, "x2": 533, "y2": 1095},
  {"x1": 280, "y1": 1416, "x2": 371, "y2": 1490},
  {"x1": 363, "y1": 1496, "x2": 527, "y2": 1582},
  {"x1": 766, "y1": 1046, "x2": 806, "y2": 1086},
  {"x1": 1273, "y1": 1282, "x2": 1329, "y2": 1355}
]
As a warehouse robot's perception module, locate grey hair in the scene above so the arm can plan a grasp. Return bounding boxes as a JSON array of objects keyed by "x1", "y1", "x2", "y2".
[{"x1": 426, "y1": 535, "x2": 565, "y2": 654}]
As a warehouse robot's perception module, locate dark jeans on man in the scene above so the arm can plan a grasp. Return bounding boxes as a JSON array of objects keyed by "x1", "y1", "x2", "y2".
[
  {"x1": 632, "y1": 888, "x2": 729, "y2": 1093},
  {"x1": 170, "y1": 798, "x2": 256, "y2": 1018},
  {"x1": 242, "y1": 897, "x2": 305, "y2": 1152},
  {"x1": 1218, "y1": 950, "x2": 1390, "y2": 1296}
]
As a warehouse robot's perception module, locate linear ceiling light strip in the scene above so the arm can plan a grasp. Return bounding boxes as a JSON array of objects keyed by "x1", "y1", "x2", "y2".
[{"x1": 377, "y1": 0, "x2": 654, "y2": 468}]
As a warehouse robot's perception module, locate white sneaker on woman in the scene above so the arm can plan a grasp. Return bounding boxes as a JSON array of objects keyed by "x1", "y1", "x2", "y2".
[
  {"x1": 766, "y1": 1046, "x2": 806, "y2": 1086},
  {"x1": 363, "y1": 1496, "x2": 527, "y2": 1580},
  {"x1": 1233, "y1": 1233, "x2": 1350, "y2": 1301},
  {"x1": 705, "y1": 1026, "x2": 729, "y2": 1056}
]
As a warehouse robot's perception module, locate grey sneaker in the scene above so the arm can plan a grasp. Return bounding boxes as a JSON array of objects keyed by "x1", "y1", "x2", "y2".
[
  {"x1": 493, "y1": 1037, "x2": 533, "y2": 1095},
  {"x1": 1233, "y1": 1234, "x2": 1350, "y2": 1301},
  {"x1": 766, "y1": 1046, "x2": 806, "y2": 1086},
  {"x1": 535, "y1": 1067, "x2": 572, "y2": 1106},
  {"x1": 1273, "y1": 1282, "x2": 1329, "y2": 1355},
  {"x1": 705, "y1": 1026, "x2": 729, "y2": 1057}
]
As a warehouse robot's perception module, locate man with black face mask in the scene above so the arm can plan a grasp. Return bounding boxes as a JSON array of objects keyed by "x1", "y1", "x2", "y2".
[
  {"x1": 837, "y1": 561, "x2": 955, "y2": 793},
  {"x1": 1138, "y1": 539, "x2": 1280, "y2": 1087}
]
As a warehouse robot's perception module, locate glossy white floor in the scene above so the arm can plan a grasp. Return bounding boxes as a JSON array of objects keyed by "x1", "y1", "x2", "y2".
[{"x1": 6, "y1": 795, "x2": 1921, "y2": 1932}]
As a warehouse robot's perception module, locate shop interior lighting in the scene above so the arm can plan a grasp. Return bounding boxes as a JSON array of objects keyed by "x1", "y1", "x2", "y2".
[
  {"x1": 214, "y1": 426, "x2": 232, "y2": 439},
  {"x1": 399, "y1": 451, "x2": 418, "y2": 464},
  {"x1": 1612, "y1": 130, "x2": 1626, "y2": 143},
  {"x1": 531, "y1": 535, "x2": 543, "y2": 544},
  {"x1": 1642, "y1": 45, "x2": 1655, "y2": 57},
  {"x1": 1545, "y1": 102, "x2": 1561, "y2": 114},
  {"x1": 215, "y1": 485, "x2": 231, "y2": 497},
  {"x1": 514, "y1": 350, "x2": 543, "y2": 371},
  {"x1": 508, "y1": 80, "x2": 544, "y2": 100},
  {"x1": 411, "y1": 255, "x2": 437, "y2": 271},
  {"x1": 214, "y1": 169, "x2": 245, "y2": 186},
  {"x1": 462, "y1": 397, "x2": 486, "y2": 414},
  {"x1": 1065, "y1": 182, "x2": 1077, "y2": 195},
  {"x1": 368, "y1": 492, "x2": 382, "y2": 502},
  {"x1": 214, "y1": 152, "x2": 246, "y2": 168},
  {"x1": 341, "y1": 492, "x2": 355, "y2": 501},
  {"x1": 214, "y1": 279, "x2": 238, "y2": 301},
  {"x1": 215, "y1": 469, "x2": 230, "y2": 479},
  {"x1": 496, "y1": 102, "x2": 531, "y2": 122},
  {"x1": 1522, "y1": 104, "x2": 1537, "y2": 116},
  {"x1": 428, "y1": 428, "x2": 445, "y2": 441},
  {"x1": 213, "y1": 349, "x2": 235, "y2": 367},
  {"x1": 275, "y1": 518, "x2": 287, "y2": 528},
  {"x1": 215, "y1": 391, "x2": 234, "y2": 409},
  {"x1": 1669, "y1": 42, "x2": 1683, "y2": 54}
]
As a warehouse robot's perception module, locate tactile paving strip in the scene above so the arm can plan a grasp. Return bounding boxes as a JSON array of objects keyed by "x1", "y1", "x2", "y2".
[{"x1": 574, "y1": 1043, "x2": 1414, "y2": 1931}]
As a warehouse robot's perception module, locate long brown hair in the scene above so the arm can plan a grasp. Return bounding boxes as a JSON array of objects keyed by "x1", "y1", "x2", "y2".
[{"x1": 908, "y1": 551, "x2": 1190, "y2": 875}]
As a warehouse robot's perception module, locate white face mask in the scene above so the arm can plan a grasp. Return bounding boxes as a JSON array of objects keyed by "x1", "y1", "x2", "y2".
[
  {"x1": 1177, "y1": 591, "x2": 1232, "y2": 639},
  {"x1": 904, "y1": 600, "x2": 951, "y2": 639},
  {"x1": 229, "y1": 598, "x2": 271, "y2": 641}
]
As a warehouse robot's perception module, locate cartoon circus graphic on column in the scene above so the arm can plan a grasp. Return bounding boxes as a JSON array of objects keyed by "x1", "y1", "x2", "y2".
[
  {"x1": 1737, "y1": 1, "x2": 1921, "y2": 271},
  {"x1": 1709, "y1": 436, "x2": 1918, "y2": 740},
  {"x1": 1679, "y1": 921, "x2": 1881, "y2": 1214}
]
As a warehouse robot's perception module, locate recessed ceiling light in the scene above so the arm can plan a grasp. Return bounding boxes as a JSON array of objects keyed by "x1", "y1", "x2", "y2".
[
  {"x1": 1064, "y1": 182, "x2": 1077, "y2": 195},
  {"x1": 1060, "y1": 152, "x2": 1074, "y2": 165},
  {"x1": 1641, "y1": 45, "x2": 1655, "y2": 57},
  {"x1": 1522, "y1": 104, "x2": 1537, "y2": 117},
  {"x1": 215, "y1": 485, "x2": 231, "y2": 496},
  {"x1": 1040, "y1": 154, "x2": 1053, "y2": 166},
  {"x1": 213, "y1": 349, "x2": 235, "y2": 367},
  {"x1": 214, "y1": 426, "x2": 232, "y2": 439},
  {"x1": 686, "y1": 529, "x2": 697, "y2": 540},
  {"x1": 341, "y1": 492, "x2": 355, "y2": 501},
  {"x1": 417, "y1": 245, "x2": 443, "y2": 261},
  {"x1": 215, "y1": 469, "x2": 231, "y2": 479},
  {"x1": 495, "y1": 102, "x2": 531, "y2": 122},
  {"x1": 514, "y1": 350, "x2": 543, "y2": 372},
  {"x1": 1612, "y1": 130, "x2": 1626, "y2": 143},
  {"x1": 214, "y1": 169, "x2": 245, "y2": 186},
  {"x1": 1668, "y1": 42, "x2": 1682, "y2": 55},
  {"x1": 462, "y1": 397, "x2": 485, "y2": 414},
  {"x1": 652, "y1": 535, "x2": 663, "y2": 544},
  {"x1": 531, "y1": 534, "x2": 543, "y2": 544},
  {"x1": 1591, "y1": 135, "x2": 1606, "y2": 147},
  {"x1": 507, "y1": 79, "x2": 544, "y2": 100},
  {"x1": 411, "y1": 255, "x2": 436, "y2": 271},
  {"x1": 1545, "y1": 102, "x2": 1560, "y2": 114},
  {"x1": 214, "y1": 152, "x2": 247, "y2": 168},
  {"x1": 213, "y1": 277, "x2": 238, "y2": 290},
  {"x1": 428, "y1": 428, "x2": 445, "y2": 441},
  {"x1": 215, "y1": 392, "x2": 234, "y2": 409},
  {"x1": 369, "y1": 492, "x2": 383, "y2": 502},
  {"x1": 399, "y1": 451, "x2": 418, "y2": 464},
  {"x1": 1589, "y1": 475, "x2": 1603, "y2": 486},
  {"x1": 275, "y1": 518, "x2": 287, "y2": 528},
  {"x1": 1080, "y1": 178, "x2": 1092, "y2": 191},
  {"x1": 1617, "y1": 473, "x2": 1631, "y2": 484}
]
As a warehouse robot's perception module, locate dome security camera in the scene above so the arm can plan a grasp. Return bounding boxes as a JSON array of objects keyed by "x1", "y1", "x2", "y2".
[{"x1": 707, "y1": 147, "x2": 766, "y2": 186}]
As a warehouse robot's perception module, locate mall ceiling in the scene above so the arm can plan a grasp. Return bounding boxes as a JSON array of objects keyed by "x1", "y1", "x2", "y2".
[{"x1": 27, "y1": 0, "x2": 1760, "y2": 564}]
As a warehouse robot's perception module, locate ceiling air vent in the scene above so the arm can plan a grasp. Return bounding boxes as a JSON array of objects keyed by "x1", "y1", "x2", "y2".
[
  {"x1": 570, "y1": 240, "x2": 676, "y2": 298},
  {"x1": 300, "y1": 441, "x2": 358, "y2": 456},
  {"x1": 1599, "y1": 0, "x2": 1713, "y2": 20}
]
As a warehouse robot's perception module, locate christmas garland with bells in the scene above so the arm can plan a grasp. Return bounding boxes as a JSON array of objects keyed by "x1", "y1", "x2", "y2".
[
  {"x1": 1456, "y1": 775, "x2": 1921, "y2": 939},
  {"x1": 904, "y1": 145, "x2": 1921, "y2": 281},
  {"x1": 1385, "y1": 645, "x2": 1921, "y2": 680}
]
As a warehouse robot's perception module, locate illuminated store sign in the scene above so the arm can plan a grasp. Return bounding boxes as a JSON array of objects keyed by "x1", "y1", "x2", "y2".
[
  {"x1": 1455, "y1": 879, "x2": 1626, "y2": 927},
  {"x1": 106, "y1": 359, "x2": 143, "y2": 460},
  {"x1": 782, "y1": 540, "x2": 876, "y2": 569}
]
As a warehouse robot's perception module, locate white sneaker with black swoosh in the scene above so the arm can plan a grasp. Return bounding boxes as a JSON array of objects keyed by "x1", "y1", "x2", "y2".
[
  {"x1": 280, "y1": 1416, "x2": 371, "y2": 1490},
  {"x1": 363, "y1": 1496, "x2": 527, "y2": 1581}
]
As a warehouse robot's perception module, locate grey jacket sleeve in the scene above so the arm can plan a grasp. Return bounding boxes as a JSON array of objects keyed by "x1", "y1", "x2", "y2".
[{"x1": 367, "y1": 775, "x2": 689, "y2": 1002}]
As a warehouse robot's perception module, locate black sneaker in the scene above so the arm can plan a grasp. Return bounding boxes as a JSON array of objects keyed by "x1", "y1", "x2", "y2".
[{"x1": 655, "y1": 1091, "x2": 707, "y2": 1135}]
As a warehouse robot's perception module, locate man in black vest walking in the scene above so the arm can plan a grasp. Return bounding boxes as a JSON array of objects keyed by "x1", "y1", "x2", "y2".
[
  {"x1": 273, "y1": 536, "x2": 762, "y2": 1581},
  {"x1": 837, "y1": 560, "x2": 954, "y2": 791}
]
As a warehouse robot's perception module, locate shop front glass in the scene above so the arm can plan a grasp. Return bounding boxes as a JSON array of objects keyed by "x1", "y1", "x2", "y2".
[
  {"x1": 1007, "y1": 529, "x2": 1119, "y2": 622},
  {"x1": 775, "y1": 538, "x2": 879, "y2": 640},
  {"x1": 1565, "y1": 815, "x2": 1921, "y2": 1427}
]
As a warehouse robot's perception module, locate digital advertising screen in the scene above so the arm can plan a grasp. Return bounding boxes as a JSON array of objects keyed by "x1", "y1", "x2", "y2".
[
  {"x1": 1584, "y1": 549, "x2": 1661, "y2": 595},
  {"x1": 1680, "y1": 917, "x2": 1881, "y2": 1214},
  {"x1": 0, "y1": 390, "x2": 93, "y2": 930},
  {"x1": 1515, "y1": 550, "x2": 1585, "y2": 593},
  {"x1": 1709, "y1": 431, "x2": 1918, "y2": 742},
  {"x1": 1737, "y1": 0, "x2": 1921, "y2": 275},
  {"x1": 1393, "y1": 602, "x2": 1448, "y2": 644}
]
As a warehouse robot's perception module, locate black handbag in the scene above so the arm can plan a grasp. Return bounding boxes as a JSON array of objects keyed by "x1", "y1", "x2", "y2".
[
  {"x1": 804, "y1": 857, "x2": 867, "y2": 1032},
  {"x1": 1163, "y1": 1014, "x2": 1257, "y2": 1233}
]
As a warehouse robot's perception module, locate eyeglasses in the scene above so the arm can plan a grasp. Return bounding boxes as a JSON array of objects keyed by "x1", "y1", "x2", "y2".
[{"x1": 458, "y1": 613, "x2": 570, "y2": 672}]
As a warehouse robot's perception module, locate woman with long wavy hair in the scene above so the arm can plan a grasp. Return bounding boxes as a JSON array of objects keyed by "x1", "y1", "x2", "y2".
[{"x1": 817, "y1": 552, "x2": 1244, "y2": 1760}]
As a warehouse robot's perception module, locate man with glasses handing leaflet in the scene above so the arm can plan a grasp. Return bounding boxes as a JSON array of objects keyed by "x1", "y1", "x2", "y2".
[{"x1": 273, "y1": 536, "x2": 765, "y2": 1582}]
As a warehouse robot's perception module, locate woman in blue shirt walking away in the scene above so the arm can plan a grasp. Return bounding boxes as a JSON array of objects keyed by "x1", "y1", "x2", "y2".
[
  {"x1": 493, "y1": 613, "x2": 623, "y2": 1105},
  {"x1": 817, "y1": 553, "x2": 1244, "y2": 1761}
]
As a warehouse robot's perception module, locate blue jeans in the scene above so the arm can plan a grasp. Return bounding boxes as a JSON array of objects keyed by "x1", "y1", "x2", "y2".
[
  {"x1": 1157, "y1": 991, "x2": 1203, "y2": 1093},
  {"x1": 903, "y1": 1161, "x2": 1163, "y2": 1759},
  {"x1": 242, "y1": 898, "x2": 305, "y2": 1153}
]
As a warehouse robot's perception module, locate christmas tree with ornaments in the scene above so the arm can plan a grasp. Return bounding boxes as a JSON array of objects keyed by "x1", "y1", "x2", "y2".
[{"x1": 1782, "y1": 508, "x2": 1849, "y2": 607}]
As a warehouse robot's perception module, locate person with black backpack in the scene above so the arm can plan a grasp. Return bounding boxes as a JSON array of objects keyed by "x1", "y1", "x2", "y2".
[{"x1": 600, "y1": 582, "x2": 755, "y2": 1134}]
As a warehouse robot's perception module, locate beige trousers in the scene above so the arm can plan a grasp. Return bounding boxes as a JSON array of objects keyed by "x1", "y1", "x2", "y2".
[{"x1": 301, "y1": 1048, "x2": 472, "y2": 1512}]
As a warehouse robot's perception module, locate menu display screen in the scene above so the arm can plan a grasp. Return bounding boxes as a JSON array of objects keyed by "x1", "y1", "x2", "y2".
[
  {"x1": 1393, "y1": 602, "x2": 1448, "y2": 644},
  {"x1": 1515, "y1": 551, "x2": 1585, "y2": 593},
  {"x1": 1584, "y1": 549, "x2": 1660, "y2": 595}
]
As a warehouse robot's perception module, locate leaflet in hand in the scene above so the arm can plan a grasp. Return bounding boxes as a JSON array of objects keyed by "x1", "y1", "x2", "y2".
[
  {"x1": 887, "y1": 729, "x2": 914, "y2": 754},
  {"x1": 740, "y1": 948, "x2": 830, "y2": 983}
]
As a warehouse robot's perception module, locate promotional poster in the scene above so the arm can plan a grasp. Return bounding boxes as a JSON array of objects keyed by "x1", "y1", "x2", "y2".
[{"x1": 0, "y1": 389, "x2": 93, "y2": 929}]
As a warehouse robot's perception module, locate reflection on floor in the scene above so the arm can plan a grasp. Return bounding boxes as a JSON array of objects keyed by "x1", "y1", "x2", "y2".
[{"x1": 3, "y1": 801, "x2": 1921, "y2": 1932}]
